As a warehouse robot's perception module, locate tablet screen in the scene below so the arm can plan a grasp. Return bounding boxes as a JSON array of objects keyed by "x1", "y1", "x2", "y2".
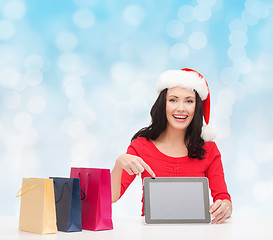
[
  {"x1": 149, "y1": 182, "x2": 205, "y2": 220},
  {"x1": 144, "y1": 177, "x2": 211, "y2": 223}
]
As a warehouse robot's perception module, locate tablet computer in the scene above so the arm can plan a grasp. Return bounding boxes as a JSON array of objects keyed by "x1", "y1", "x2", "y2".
[{"x1": 143, "y1": 177, "x2": 211, "y2": 224}]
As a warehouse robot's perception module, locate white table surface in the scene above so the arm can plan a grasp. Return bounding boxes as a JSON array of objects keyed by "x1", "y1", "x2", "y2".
[{"x1": 1, "y1": 216, "x2": 273, "y2": 240}]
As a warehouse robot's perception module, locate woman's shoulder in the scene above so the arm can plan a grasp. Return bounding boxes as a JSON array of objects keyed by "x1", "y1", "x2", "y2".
[
  {"x1": 203, "y1": 140, "x2": 216, "y2": 147},
  {"x1": 203, "y1": 141, "x2": 218, "y2": 152},
  {"x1": 128, "y1": 137, "x2": 153, "y2": 156},
  {"x1": 130, "y1": 137, "x2": 150, "y2": 147},
  {"x1": 203, "y1": 141, "x2": 221, "y2": 158}
]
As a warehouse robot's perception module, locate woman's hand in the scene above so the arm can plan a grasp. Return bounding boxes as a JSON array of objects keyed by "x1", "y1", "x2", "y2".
[
  {"x1": 209, "y1": 199, "x2": 232, "y2": 224},
  {"x1": 116, "y1": 154, "x2": 156, "y2": 177},
  {"x1": 111, "y1": 154, "x2": 155, "y2": 203}
]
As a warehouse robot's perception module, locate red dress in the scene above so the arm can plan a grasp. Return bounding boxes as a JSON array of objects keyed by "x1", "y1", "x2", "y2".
[{"x1": 120, "y1": 137, "x2": 231, "y2": 216}]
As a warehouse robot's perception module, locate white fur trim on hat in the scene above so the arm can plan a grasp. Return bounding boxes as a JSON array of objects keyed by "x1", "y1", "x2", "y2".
[
  {"x1": 156, "y1": 70, "x2": 209, "y2": 100},
  {"x1": 201, "y1": 124, "x2": 216, "y2": 142}
]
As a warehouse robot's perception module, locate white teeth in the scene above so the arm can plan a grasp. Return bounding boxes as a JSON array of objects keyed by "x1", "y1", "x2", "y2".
[{"x1": 174, "y1": 115, "x2": 187, "y2": 119}]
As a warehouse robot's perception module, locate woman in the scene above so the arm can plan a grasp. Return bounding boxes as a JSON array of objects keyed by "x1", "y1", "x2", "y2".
[{"x1": 111, "y1": 68, "x2": 232, "y2": 224}]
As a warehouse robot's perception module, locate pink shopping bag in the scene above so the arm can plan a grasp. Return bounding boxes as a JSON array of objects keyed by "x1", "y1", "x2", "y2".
[{"x1": 70, "y1": 168, "x2": 113, "y2": 231}]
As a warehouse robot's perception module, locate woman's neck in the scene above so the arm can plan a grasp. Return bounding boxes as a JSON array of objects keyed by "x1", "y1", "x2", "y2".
[
  {"x1": 157, "y1": 126, "x2": 186, "y2": 145},
  {"x1": 153, "y1": 126, "x2": 188, "y2": 157}
]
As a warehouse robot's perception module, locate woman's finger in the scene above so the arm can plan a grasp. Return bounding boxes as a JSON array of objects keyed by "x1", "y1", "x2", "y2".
[
  {"x1": 209, "y1": 200, "x2": 222, "y2": 214},
  {"x1": 211, "y1": 202, "x2": 227, "y2": 218},
  {"x1": 211, "y1": 201, "x2": 231, "y2": 224},
  {"x1": 212, "y1": 211, "x2": 229, "y2": 224},
  {"x1": 138, "y1": 158, "x2": 156, "y2": 177},
  {"x1": 118, "y1": 154, "x2": 155, "y2": 177},
  {"x1": 135, "y1": 162, "x2": 145, "y2": 173},
  {"x1": 211, "y1": 208, "x2": 226, "y2": 223},
  {"x1": 129, "y1": 164, "x2": 141, "y2": 175},
  {"x1": 217, "y1": 212, "x2": 230, "y2": 224},
  {"x1": 125, "y1": 168, "x2": 135, "y2": 175},
  {"x1": 128, "y1": 160, "x2": 145, "y2": 174},
  {"x1": 213, "y1": 201, "x2": 230, "y2": 218}
]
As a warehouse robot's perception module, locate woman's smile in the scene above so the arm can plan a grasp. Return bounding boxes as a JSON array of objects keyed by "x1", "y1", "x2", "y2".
[
  {"x1": 166, "y1": 87, "x2": 196, "y2": 131},
  {"x1": 173, "y1": 114, "x2": 188, "y2": 122}
]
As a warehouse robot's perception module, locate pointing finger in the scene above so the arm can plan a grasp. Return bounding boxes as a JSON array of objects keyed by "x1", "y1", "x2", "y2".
[{"x1": 138, "y1": 158, "x2": 156, "y2": 177}]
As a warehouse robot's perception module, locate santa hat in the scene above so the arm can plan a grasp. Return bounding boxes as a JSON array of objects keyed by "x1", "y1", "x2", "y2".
[{"x1": 156, "y1": 68, "x2": 216, "y2": 142}]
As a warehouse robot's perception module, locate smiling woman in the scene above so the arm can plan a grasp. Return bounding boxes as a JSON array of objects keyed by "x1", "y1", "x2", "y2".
[
  {"x1": 165, "y1": 87, "x2": 196, "y2": 131},
  {"x1": 111, "y1": 68, "x2": 232, "y2": 224}
]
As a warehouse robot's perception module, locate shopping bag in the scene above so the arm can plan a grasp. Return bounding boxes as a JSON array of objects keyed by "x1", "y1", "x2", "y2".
[
  {"x1": 16, "y1": 178, "x2": 57, "y2": 234},
  {"x1": 70, "y1": 168, "x2": 113, "y2": 231},
  {"x1": 50, "y1": 177, "x2": 82, "y2": 232}
]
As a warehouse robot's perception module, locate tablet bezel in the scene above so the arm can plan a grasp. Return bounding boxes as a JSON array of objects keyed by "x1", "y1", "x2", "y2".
[{"x1": 144, "y1": 177, "x2": 211, "y2": 224}]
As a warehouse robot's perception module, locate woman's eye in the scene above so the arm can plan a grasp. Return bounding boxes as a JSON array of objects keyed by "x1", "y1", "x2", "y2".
[
  {"x1": 169, "y1": 99, "x2": 176, "y2": 102},
  {"x1": 186, "y1": 100, "x2": 194, "y2": 103}
]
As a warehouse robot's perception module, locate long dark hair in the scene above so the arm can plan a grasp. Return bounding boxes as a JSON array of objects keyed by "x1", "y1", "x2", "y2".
[{"x1": 131, "y1": 89, "x2": 206, "y2": 159}]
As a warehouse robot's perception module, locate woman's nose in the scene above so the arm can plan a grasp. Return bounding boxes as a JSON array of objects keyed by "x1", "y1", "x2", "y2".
[{"x1": 176, "y1": 102, "x2": 185, "y2": 111}]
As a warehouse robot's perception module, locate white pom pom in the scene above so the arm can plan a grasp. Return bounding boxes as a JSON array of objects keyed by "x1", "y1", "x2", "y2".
[{"x1": 201, "y1": 124, "x2": 216, "y2": 142}]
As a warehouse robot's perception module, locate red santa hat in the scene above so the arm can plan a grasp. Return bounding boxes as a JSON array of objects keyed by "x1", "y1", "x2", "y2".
[{"x1": 156, "y1": 68, "x2": 216, "y2": 142}]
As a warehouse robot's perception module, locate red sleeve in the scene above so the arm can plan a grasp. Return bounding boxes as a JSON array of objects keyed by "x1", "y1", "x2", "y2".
[
  {"x1": 119, "y1": 144, "x2": 138, "y2": 198},
  {"x1": 205, "y1": 143, "x2": 231, "y2": 202}
]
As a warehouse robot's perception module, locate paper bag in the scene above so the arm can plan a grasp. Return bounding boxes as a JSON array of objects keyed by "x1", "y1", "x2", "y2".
[
  {"x1": 70, "y1": 168, "x2": 113, "y2": 231},
  {"x1": 16, "y1": 178, "x2": 57, "y2": 234},
  {"x1": 50, "y1": 177, "x2": 82, "y2": 232}
]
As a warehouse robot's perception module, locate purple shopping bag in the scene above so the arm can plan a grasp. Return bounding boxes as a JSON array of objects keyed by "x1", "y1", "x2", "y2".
[{"x1": 70, "y1": 168, "x2": 113, "y2": 231}]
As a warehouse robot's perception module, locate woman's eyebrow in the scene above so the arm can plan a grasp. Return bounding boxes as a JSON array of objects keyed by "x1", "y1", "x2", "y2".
[
  {"x1": 168, "y1": 95, "x2": 195, "y2": 99},
  {"x1": 185, "y1": 96, "x2": 195, "y2": 99},
  {"x1": 167, "y1": 95, "x2": 178, "y2": 98}
]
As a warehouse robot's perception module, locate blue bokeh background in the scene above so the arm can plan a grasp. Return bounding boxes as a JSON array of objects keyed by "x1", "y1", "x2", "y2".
[{"x1": 1, "y1": 0, "x2": 273, "y2": 217}]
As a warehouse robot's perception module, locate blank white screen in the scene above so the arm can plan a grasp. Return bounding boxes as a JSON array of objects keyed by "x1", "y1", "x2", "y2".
[{"x1": 149, "y1": 182, "x2": 205, "y2": 220}]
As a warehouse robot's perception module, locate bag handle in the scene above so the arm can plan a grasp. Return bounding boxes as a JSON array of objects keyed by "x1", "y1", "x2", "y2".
[
  {"x1": 80, "y1": 189, "x2": 86, "y2": 200},
  {"x1": 55, "y1": 182, "x2": 67, "y2": 203},
  {"x1": 54, "y1": 181, "x2": 86, "y2": 202},
  {"x1": 16, "y1": 184, "x2": 39, "y2": 197},
  {"x1": 77, "y1": 172, "x2": 89, "y2": 200},
  {"x1": 85, "y1": 173, "x2": 90, "y2": 199}
]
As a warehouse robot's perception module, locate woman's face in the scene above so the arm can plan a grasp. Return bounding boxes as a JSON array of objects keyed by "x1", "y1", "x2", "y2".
[{"x1": 165, "y1": 87, "x2": 196, "y2": 132}]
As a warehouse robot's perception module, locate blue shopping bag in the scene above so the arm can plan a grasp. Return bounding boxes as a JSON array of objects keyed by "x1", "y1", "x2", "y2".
[{"x1": 50, "y1": 177, "x2": 83, "y2": 232}]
